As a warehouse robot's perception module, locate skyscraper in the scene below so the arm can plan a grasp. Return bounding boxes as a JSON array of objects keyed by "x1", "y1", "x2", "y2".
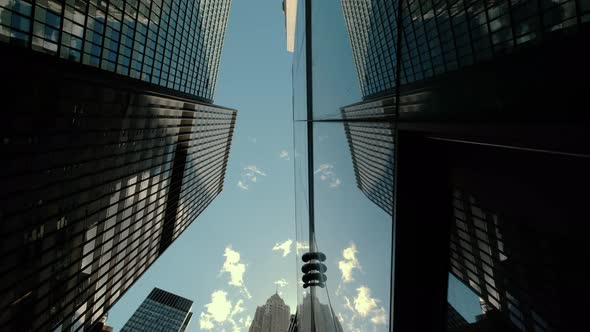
[
  {"x1": 0, "y1": 0, "x2": 235, "y2": 331},
  {"x1": 341, "y1": 0, "x2": 396, "y2": 99},
  {"x1": 288, "y1": 294, "x2": 343, "y2": 332},
  {"x1": 0, "y1": 0, "x2": 231, "y2": 102},
  {"x1": 341, "y1": 96, "x2": 395, "y2": 215},
  {"x1": 121, "y1": 288, "x2": 193, "y2": 332},
  {"x1": 249, "y1": 293, "x2": 291, "y2": 332},
  {"x1": 292, "y1": 0, "x2": 590, "y2": 331}
]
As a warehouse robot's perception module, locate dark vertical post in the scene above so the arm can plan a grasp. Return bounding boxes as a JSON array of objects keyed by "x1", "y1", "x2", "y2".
[
  {"x1": 392, "y1": 133, "x2": 452, "y2": 332},
  {"x1": 304, "y1": 0, "x2": 315, "y2": 330}
]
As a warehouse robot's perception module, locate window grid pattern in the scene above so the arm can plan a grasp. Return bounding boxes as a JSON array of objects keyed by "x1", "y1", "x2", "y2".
[
  {"x1": 0, "y1": 0, "x2": 232, "y2": 101},
  {"x1": 341, "y1": 0, "x2": 590, "y2": 99},
  {"x1": 341, "y1": 97, "x2": 395, "y2": 216},
  {"x1": 342, "y1": 0, "x2": 398, "y2": 98},
  {"x1": 121, "y1": 288, "x2": 192, "y2": 332},
  {"x1": 0, "y1": 80, "x2": 236, "y2": 332},
  {"x1": 450, "y1": 189, "x2": 551, "y2": 332}
]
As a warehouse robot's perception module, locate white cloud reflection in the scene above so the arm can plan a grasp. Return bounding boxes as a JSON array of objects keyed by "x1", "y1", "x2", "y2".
[
  {"x1": 335, "y1": 243, "x2": 388, "y2": 330},
  {"x1": 279, "y1": 149, "x2": 290, "y2": 160},
  {"x1": 338, "y1": 243, "x2": 361, "y2": 283},
  {"x1": 314, "y1": 163, "x2": 342, "y2": 188},
  {"x1": 296, "y1": 241, "x2": 310, "y2": 254},
  {"x1": 237, "y1": 180, "x2": 249, "y2": 191},
  {"x1": 272, "y1": 239, "x2": 293, "y2": 257}
]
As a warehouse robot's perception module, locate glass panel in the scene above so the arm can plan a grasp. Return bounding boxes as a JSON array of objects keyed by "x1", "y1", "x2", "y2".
[
  {"x1": 311, "y1": 122, "x2": 392, "y2": 331},
  {"x1": 292, "y1": 0, "x2": 395, "y2": 330}
]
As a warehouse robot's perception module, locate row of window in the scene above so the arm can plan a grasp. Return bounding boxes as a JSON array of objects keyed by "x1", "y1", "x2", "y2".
[
  {"x1": 0, "y1": 0, "x2": 232, "y2": 100},
  {"x1": 341, "y1": 0, "x2": 590, "y2": 98}
]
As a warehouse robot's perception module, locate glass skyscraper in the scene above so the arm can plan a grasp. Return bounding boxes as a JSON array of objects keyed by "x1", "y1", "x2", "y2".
[
  {"x1": 341, "y1": 0, "x2": 588, "y2": 99},
  {"x1": 291, "y1": 0, "x2": 589, "y2": 331},
  {"x1": 0, "y1": 1, "x2": 235, "y2": 331},
  {"x1": 0, "y1": 0, "x2": 231, "y2": 101},
  {"x1": 341, "y1": 96, "x2": 395, "y2": 215},
  {"x1": 120, "y1": 288, "x2": 193, "y2": 332}
]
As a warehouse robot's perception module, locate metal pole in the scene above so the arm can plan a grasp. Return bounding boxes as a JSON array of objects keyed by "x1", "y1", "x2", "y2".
[{"x1": 304, "y1": 0, "x2": 315, "y2": 330}]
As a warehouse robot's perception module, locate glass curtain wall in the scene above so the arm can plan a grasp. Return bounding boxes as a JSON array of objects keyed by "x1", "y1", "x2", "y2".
[
  {"x1": 292, "y1": 0, "x2": 590, "y2": 332},
  {"x1": 292, "y1": 0, "x2": 394, "y2": 331}
]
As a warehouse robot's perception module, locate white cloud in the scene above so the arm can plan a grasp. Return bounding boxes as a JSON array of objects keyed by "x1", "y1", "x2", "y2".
[
  {"x1": 354, "y1": 287, "x2": 387, "y2": 325},
  {"x1": 336, "y1": 244, "x2": 388, "y2": 330},
  {"x1": 200, "y1": 291, "x2": 249, "y2": 332},
  {"x1": 314, "y1": 164, "x2": 332, "y2": 175},
  {"x1": 237, "y1": 180, "x2": 248, "y2": 191},
  {"x1": 274, "y1": 278, "x2": 289, "y2": 288},
  {"x1": 314, "y1": 163, "x2": 342, "y2": 188},
  {"x1": 338, "y1": 243, "x2": 361, "y2": 283},
  {"x1": 296, "y1": 241, "x2": 310, "y2": 254},
  {"x1": 354, "y1": 286, "x2": 378, "y2": 317},
  {"x1": 199, "y1": 290, "x2": 233, "y2": 330},
  {"x1": 272, "y1": 239, "x2": 293, "y2": 257},
  {"x1": 237, "y1": 165, "x2": 267, "y2": 191},
  {"x1": 230, "y1": 299, "x2": 245, "y2": 317},
  {"x1": 330, "y1": 178, "x2": 342, "y2": 188},
  {"x1": 279, "y1": 149, "x2": 290, "y2": 160},
  {"x1": 229, "y1": 299, "x2": 245, "y2": 332},
  {"x1": 370, "y1": 306, "x2": 387, "y2": 325},
  {"x1": 239, "y1": 315, "x2": 252, "y2": 329},
  {"x1": 220, "y1": 246, "x2": 251, "y2": 298},
  {"x1": 344, "y1": 295, "x2": 355, "y2": 312},
  {"x1": 244, "y1": 165, "x2": 267, "y2": 176}
]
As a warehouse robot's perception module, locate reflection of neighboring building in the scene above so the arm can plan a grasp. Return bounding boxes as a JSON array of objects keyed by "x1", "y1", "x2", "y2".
[
  {"x1": 341, "y1": 0, "x2": 571, "y2": 101},
  {"x1": 88, "y1": 314, "x2": 114, "y2": 332},
  {"x1": 0, "y1": 0, "x2": 235, "y2": 331},
  {"x1": 449, "y1": 189, "x2": 551, "y2": 332},
  {"x1": 341, "y1": 0, "x2": 395, "y2": 99},
  {"x1": 288, "y1": 294, "x2": 343, "y2": 332},
  {"x1": 337, "y1": 0, "x2": 588, "y2": 331},
  {"x1": 341, "y1": 97, "x2": 395, "y2": 215},
  {"x1": 249, "y1": 293, "x2": 291, "y2": 332},
  {"x1": 0, "y1": 56, "x2": 236, "y2": 331},
  {"x1": 121, "y1": 288, "x2": 193, "y2": 332},
  {"x1": 447, "y1": 303, "x2": 469, "y2": 329},
  {"x1": 448, "y1": 308, "x2": 519, "y2": 332}
]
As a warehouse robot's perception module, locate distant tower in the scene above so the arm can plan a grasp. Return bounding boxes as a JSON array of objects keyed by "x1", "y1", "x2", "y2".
[
  {"x1": 288, "y1": 293, "x2": 343, "y2": 332},
  {"x1": 249, "y1": 292, "x2": 291, "y2": 332},
  {"x1": 121, "y1": 288, "x2": 193, "y2": 332}
]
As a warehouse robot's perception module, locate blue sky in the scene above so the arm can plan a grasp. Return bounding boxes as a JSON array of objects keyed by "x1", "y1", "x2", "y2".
[
  {"x1": 106, "y1": 0, "x2": 479, "y2": 331},
  {"x1": 108, "y1": 0, "x2": 298, "y2": 330}
]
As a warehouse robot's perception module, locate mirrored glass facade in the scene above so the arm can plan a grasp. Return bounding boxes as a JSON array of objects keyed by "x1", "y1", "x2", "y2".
[
  {"x1": 0, "y1": 20, "x2": 236, "y2": 330},
  {"x1": 291, "y1": 1, "x2": 393, "y2": 331},
  {"x1": 292, "y1": 0, "x2": 589, "y2": 332},
  {"x1": 342, "y1": 0, "x2": 590, "y2": 100},
  {"x1": 121, "y1": 288, "x2": 193, "y2": 332},
  {"x1": 0, "y1": 0, "x2": 231, "y2": 101}
]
